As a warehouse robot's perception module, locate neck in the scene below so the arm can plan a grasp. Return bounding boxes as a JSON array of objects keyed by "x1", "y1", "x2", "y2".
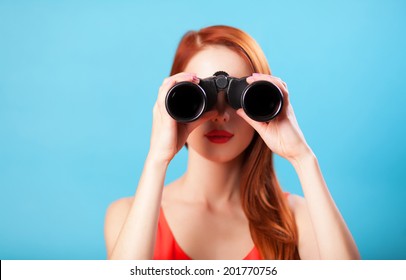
[{"x1": 180, "y1": 148, "x2": 244, "y2": 208}]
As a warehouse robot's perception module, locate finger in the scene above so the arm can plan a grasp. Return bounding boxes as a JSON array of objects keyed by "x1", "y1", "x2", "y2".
[
  {"x1": 159, "y1": 72, "x2": 199, "y2": 96},
  {"x1": 246, "y1": 74, "x2": 291, "y2": 113},
  {"x1": 157, "y1": 72, "x2": 200, "y2": 107},
  {"x1": 236, "y1": 108, "x2": 268, "y2": 136},
  {"x1": 271, "y1": 78, "x2": 288, "y2": 92},
  {"x1": 248, "y1": 73, "x2": 289, "y2": 96},
  {"x1": 171, "y1": 72, "x2": 200, "y2": 84}
]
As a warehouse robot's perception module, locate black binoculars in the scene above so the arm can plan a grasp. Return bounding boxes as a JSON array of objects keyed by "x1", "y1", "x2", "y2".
[{"x1": 165, "y1": 71, "x2": 283, "y2": 123}]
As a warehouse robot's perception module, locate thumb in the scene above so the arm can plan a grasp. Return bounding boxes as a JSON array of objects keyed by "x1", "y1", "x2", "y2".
[{"x1": 236, "y1": 109, "x2": 268, "y2": 136}]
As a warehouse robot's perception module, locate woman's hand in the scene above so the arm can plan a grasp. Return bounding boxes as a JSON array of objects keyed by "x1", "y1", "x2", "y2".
[
  {"x1": 148, "y1": 72, "x2": 216, "y2": 164},
  {"x1": 236, "y1": 73, "x2": 313, "y2": 163}
]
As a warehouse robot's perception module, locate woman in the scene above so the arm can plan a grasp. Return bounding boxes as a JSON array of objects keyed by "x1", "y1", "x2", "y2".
[{"x1": 104, "y1": 25, "x2": 360, "y2": 260}]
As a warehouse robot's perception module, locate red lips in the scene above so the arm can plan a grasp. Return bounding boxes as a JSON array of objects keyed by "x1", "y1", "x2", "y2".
[{"x1": 205, "y1": 130, "x2": 234, "y2": 144}]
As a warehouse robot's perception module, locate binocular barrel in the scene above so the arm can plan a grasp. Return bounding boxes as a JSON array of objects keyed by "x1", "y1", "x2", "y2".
[
  {"x1": 165, "y1": 74, "x2": 283, "y2": 123},
  {"x1": 239, "y1": 80, "x2": 283, "y2": 122}
]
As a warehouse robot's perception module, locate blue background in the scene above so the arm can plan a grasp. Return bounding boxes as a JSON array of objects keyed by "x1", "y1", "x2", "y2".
[{"x1": 1, "y1": 0, "x2": 405, "y2": 260}]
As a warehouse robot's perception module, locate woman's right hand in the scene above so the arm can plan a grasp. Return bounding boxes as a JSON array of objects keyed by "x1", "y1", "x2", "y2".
[{"x1": 148, "y1": 72, "x2": 215, "y2": 164}]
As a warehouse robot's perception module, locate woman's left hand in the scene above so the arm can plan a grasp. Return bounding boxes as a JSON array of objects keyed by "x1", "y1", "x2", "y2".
[{"x1": 236, "y1": 73, "x2": 312, "y2": 163}]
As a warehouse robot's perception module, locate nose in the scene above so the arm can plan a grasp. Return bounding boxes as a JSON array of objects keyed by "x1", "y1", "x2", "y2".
[{"x1": 211, "y1": 91, "x2": 230, "y2": 123}]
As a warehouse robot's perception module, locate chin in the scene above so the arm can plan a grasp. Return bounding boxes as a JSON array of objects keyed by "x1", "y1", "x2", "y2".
[
  {"x1": 205, "y1": 154, "x2": 241, "y2": 163},
  {"x1": 189, "y1": 144, "x2": 246, "y2": 164}
]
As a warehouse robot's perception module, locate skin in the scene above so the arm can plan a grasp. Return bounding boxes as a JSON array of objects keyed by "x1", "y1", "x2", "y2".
[{"x1": 104, "y1": 45, "x2": 361, "y2": 260}]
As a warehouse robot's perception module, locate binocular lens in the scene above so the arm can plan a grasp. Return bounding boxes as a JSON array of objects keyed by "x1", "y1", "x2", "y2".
[
  {"x1": 242, "y1": 82, "x2": 283, "y2": 122},
  {"x1": 165, "y1": 82, "x2": 206, "y2": 122}
]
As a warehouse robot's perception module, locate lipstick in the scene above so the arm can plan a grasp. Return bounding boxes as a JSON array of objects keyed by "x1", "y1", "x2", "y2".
[{"x1": 205, "y1": 129, "x2": 234, "y2": 144}]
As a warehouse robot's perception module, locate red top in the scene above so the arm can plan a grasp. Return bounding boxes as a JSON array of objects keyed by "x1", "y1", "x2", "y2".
[{"x1": 153, "y1": 208, "x2": 262, "y2": 260}]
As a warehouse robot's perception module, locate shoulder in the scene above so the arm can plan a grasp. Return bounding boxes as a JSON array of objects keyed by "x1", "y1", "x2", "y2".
[
  {"x1": 286, "y1": 193, "x2": 321, "y2": 259},
  {"x1": 104, "y1": 197, "x2": 133, "y2": 258},
  {"x1": 161, "y1": 179, "x2": 184, "y2": 207},
  {"x1": 104, "y1": 197, "x2": 133, "y2": 230},
  {"x1": 285, "y1": 193, "x2": 311, "y2": 228},
  {"x1": 286, "y1": 193, "x2": 307, "y2": 215},
  {"x1": 105, "y1": 197, "x2": 133, "y2": 217}
]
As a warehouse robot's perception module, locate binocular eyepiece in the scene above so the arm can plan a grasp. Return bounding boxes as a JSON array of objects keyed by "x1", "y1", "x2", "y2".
[{"x1": 165, "y1": 71, "x2": 283, "y2": 122}]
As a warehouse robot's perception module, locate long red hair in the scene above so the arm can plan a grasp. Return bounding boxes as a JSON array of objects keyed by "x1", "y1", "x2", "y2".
[{"x1": 170, "y1": 25, "x2": 299, "y2": 259}]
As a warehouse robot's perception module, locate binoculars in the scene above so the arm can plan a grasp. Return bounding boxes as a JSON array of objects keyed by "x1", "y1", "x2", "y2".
[{"x1": 165, "y1": 71, "x2": 283, "y2": 123}]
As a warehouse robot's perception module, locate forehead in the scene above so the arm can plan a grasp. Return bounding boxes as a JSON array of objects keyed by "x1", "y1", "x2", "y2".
[{"x1": 183, "y1": 45, "x2": 252, "y2": 78}]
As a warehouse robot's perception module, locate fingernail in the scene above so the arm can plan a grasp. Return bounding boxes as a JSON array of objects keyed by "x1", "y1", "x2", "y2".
[
  {"x1": 252, "y1": 73, "x2": 260, "y2": 76},
  {"x1": 246, "y1": 77, "x2": 255, "y2": 83}
]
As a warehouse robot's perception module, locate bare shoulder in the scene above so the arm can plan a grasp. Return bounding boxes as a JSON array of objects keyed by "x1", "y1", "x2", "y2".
[
  {"x1": 104, "y1": 197, "x2": 134, "y2": 258},
  {"x1": 161, "y1": 179, "x2": 183, "y2": 207},
  {"x1": 285, "y1": 193, "x2": 310, "y2": 220},
  {"x1": 105, "y1": 196, "x2": 133, "y2": 230},
  {"x1": 286, "y1": 193, "x2": 321, "y2": 259},
  {"x1": 286, "y1": 193, "x2": 306, "y2": 212},
  {"x1": 106, "y1": 197, "x2": 133, "y2": 217}
]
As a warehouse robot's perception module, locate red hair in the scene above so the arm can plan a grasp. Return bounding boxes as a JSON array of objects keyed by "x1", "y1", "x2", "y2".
[{"x1": 170, "y1": 25, "x2": 299, "y2": 259}]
